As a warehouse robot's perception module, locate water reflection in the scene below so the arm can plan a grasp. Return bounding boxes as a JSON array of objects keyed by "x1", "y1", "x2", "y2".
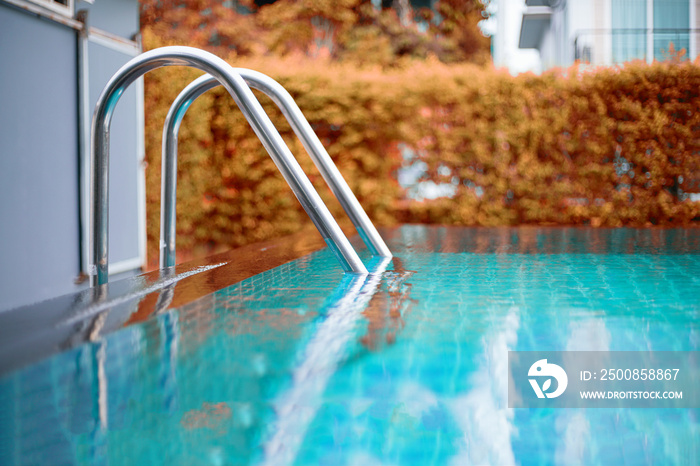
[
  {"x1": 360, "y1": 257, "x2": 414, "y2": 350},
  {"x1": 181, "y1": 401, "x2": 232, "y2": 432},
  {"x1": 160, "y1": 312, "x2": 180, "y2": 414},
  {"x1": 448, "y1": 307, "x2": 520, "y2": 465},
  {"x1": 263, "y1": 257, "x2": 392, "y2": 465},
  {"x1": 554, "y1": 319, "x2": 611, "y2": 465}
]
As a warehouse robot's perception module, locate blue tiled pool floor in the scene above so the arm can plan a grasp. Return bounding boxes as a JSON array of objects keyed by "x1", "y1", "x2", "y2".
[{"x1": 1, "y1": 226, "x2": 698, "y2": 465}]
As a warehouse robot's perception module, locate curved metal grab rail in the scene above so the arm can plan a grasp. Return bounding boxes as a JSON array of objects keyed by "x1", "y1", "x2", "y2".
[
  {"x1": 160, "y1": 71, "x2": 391, "y2": 269},
  {"x1": 90, "y1": 46, "x2": 367, "y2": 287}
]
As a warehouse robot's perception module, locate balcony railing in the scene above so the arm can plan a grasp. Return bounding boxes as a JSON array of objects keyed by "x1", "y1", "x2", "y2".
[{"x1": 573, "y1": 28, "x2": 700, "y2": 66}]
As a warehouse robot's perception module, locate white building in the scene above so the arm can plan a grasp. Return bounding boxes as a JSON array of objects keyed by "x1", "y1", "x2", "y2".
[
  {"x1": 487, "y1": 0, "x2": 543, "y2": 73},
  {"x1": 518, "y1": 0, "x2": 699, "y2": 70}
]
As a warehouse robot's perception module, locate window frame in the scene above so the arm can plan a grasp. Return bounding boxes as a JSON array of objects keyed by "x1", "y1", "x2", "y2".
[
  {"x1": 610, "y1": 0, "x2": 692, "y2": 63},
  {"x1": 26, "y1": 0, "x2": 74, "y2": 16}
]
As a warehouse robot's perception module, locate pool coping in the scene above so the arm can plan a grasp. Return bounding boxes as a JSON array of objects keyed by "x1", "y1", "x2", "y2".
[{"x1": 0, "y1": 228, "x2": 334, "y2": 376}]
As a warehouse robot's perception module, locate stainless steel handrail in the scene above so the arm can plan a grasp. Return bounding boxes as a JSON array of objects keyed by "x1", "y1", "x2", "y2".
[
  {"x1": 90, "y1": 46, "x2": 367, "y2": 287},
  {"x1": 160, "y1": 71, "x2": 392, "y2": 269}
]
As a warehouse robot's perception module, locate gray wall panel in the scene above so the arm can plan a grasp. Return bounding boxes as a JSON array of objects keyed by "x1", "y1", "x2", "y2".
[
  {"x1": 78, "y1": 0, "x2": 140, "y2": 39},
  {"x1": 0, "y1": 4, "x2": 82, "y2": 311},
  {"x1": 0, "y1": 2, "x2": 143, "y2": 312}
]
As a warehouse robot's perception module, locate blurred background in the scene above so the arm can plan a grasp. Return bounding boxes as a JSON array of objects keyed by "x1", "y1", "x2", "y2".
[
  {"x1": 1, "y1": 0, "x2": 698, "y2": 311},
  {"x1": 137, "y1": 0, "x2": 700, "y2": 258},
  {"x1": 490, "y1": 0, "x2": 699, "y2": 73}
]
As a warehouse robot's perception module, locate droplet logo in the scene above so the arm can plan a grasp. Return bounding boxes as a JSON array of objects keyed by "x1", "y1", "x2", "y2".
[{"x1": 528, "y1": 359, "x2": 568, "y2": 399}]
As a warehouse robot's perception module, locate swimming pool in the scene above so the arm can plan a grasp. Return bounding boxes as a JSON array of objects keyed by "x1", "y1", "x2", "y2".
[{"x1": 1, "y1": 225, "x2": 699, "y2": 464}]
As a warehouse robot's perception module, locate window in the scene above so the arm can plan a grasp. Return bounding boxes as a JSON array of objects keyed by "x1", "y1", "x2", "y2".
[
  {"x1": 611, "y1": 0, "x2": 690, "y2": 63},
  {"x1": 27, "y1": 0, "x2": 74, "y2": 16},
  {"x1": 653, "y1": 0, "x2": 689, "y2": 59},
  {"x1": 611, "y1": 0, "x2": 647, "y2": 62}
]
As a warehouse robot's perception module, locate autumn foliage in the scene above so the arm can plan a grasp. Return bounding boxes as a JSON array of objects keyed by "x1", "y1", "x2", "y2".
[
  {"x1": 140, "y1": 0, "x2": 491, "y2": 66},
  {"x1": 139, "y1": 1, "x2": 700, "y2": 263}
]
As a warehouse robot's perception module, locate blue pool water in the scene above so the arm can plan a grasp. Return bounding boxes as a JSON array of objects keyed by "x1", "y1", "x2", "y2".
[{"x1": 1, "y1": 226, "x2": 699, "y2": 465}]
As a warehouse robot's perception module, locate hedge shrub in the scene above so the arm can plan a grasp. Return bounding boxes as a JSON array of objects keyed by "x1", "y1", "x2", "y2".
[{"x1": 142, "y1": 40, "x2": 700, "y2": 264}]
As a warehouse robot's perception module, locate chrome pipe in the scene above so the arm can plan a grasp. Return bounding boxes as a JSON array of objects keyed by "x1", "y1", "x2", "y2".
[
  {"x1": 161, "y1": 71, "x2": 391, "y2": 268},
  {"x1": 90, "y1": 46, "x2": 367, "y2": 286}
]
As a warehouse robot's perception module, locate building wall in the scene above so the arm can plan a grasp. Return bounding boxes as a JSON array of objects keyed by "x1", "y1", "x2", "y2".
[
  {"x1": 537, "y1": 2, "x2": 573, "y2": 70},
  {"x1": 593, "y1": 0, "x2": 611, "y2": 65},
  {"x1": 537, "y1": 0, "x2": 606, "y2": 69},
  {"x1": 0, "y1": 4, "x2": 82, "y2": 311},
  {"x1": 568, "y1": 0, "x2": 600, "y2": 64},
  {"x1": 80, "y1": 0, "x2": 140, "y2": 38},
  {"x1": 495, "y1": 0, "x2": 542, "y2": 74},
  {"x1": 538, "y1": 7, "x2": 560, "y2": 70},
  {"x1": 525, "y1": 0, "x2": 697, "y2": 70},
  {"x1": 0, "y1": 0, "x2": 143, "y2": 312}
]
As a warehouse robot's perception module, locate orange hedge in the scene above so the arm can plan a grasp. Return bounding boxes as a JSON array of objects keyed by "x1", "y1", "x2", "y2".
[{"x1": 142, "y1": 44, "x2": 700, "y2": 263}]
